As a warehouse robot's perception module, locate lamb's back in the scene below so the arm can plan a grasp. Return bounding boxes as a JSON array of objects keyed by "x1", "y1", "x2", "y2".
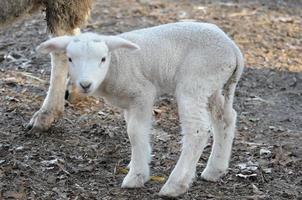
[{"x1": 113, "y1": 22, "x2": 237, "y2": 94}]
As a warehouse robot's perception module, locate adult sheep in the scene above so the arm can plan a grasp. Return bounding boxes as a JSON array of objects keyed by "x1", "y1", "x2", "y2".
[
  {"x1": 36, "y1": 22, "x2": 244, "y2": 197},
  {"x1": 0, "y1": 0, "x2": 93, "y2": 131}
]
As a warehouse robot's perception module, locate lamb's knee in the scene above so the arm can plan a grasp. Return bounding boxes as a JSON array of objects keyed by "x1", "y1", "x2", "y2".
[
  {"x1": 208, "y1": 92, "x2": 225, "y2": 121},
  {"x1": 209, "y1": 94, "x2": 237, "y2": 130}
]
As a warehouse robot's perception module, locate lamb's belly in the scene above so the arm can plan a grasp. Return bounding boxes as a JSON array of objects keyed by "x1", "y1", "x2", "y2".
[
  {"x1": 151, "y1": 77, "x2": 177, "y2": 96},
  {"x1": 148, "y1": 65, "x2": 178, "y2": 95}
]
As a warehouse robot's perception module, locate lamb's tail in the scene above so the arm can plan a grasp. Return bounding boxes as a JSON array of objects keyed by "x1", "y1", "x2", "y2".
[
  {"x1": 208, "y1": 44, "x2": 243, "y2": 125},
  {"x1": 223, "y1": 45, "x2": 244, "y2": 111}
]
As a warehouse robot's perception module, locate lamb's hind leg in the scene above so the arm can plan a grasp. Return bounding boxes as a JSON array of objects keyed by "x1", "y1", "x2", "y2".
[
  {"x1": 201, "y1": 91, "x2": 237, "y2": 181},
  {"x1": 27, "y1": 28, "x2": 80, "y2": 132},
  {"x1": 160, "y1": 93, "x2": 211, "y2": 197}
]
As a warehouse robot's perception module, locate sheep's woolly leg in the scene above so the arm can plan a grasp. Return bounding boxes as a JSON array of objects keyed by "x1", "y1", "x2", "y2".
[
  {"x1": 27, "y1": 29, "x2": 80, "y2": 132},
  {"x1": 27, "y1": 52, "x2": 69, "y2": 132},
  {"x1": 160, "y1": 94, "x2": 211, "y2": 197}
]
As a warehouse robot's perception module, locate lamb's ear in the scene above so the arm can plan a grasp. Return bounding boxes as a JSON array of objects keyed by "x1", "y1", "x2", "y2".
[
  {"x1": 36, "y1": 36, "x2": 73, "y2": 54},
  {"x1": 105, "y1": 36, "x2": 140, "y2": 51}
]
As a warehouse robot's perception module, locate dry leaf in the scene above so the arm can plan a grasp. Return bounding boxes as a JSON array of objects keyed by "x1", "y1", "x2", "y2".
[{"x1": 150, "y1": 176, "x2": 166, "y2": 182}]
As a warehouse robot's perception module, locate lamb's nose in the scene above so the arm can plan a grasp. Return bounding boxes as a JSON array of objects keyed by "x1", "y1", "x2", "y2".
[{"x1": 79, "y1": 81, "x2": 92, "y2": 90}]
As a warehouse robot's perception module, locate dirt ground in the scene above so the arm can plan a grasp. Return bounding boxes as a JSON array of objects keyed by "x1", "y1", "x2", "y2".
[{"x1": 0, "y1": 0, "x2": 301, "y2": 199}]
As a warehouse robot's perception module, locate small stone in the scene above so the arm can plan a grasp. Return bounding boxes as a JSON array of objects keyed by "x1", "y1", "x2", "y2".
[
  {"x1": 108, "y1": 132, "x2": 114, "y2": 138},
  {"x1": 249, "y1": 117, "x2": 260, "y2": 122},
  {"x1": 260, "y1": 148, "x2": 271, "y2": 158},
  {"x1": 15, "y1": 146, "x2": 24, "y2": 151},
  {"x1": 269, "y1": 126, "x2": 276, "y2": 130},
  {"x1": 47, "y1": 175, "x2": 56, "y2": 184},
  {"x1": 262, "y1": 168, "x2": 272, "y2": 174}
]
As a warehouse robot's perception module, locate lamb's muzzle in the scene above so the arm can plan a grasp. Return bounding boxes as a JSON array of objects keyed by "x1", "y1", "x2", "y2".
[{"x1": 36, "y1": 22, "x2": 244, "y2": 197}]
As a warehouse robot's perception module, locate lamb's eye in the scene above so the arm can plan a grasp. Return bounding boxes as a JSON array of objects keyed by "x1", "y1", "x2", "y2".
[
  {"x1": 101, "y1": 57, "x2": 106, "y2": 62},
  {"x1": 68, "y1": 57, "x2": 72, "y2": 62}
]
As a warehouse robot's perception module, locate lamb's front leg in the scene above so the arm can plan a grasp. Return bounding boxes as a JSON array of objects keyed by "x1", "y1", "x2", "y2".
[
  {"x1": 122, "y1": 103, "x2": 153, "y2": 188},
  {"x1": 27, "y1": 52, "x2": 68, "y2": 132}
]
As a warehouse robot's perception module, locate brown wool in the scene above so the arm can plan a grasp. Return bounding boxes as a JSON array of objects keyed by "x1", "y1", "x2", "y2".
[{"x1": 0, "y1": 0, "x2": 93, "y2": 35}]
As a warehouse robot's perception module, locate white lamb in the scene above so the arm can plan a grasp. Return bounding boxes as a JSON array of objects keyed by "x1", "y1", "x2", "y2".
[{"x1": 36, "y1": 22, "x2": 244, "y2": 197}]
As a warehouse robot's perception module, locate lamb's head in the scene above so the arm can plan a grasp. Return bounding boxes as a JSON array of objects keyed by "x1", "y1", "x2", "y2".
[{"x1": 37, "y1": 32, "x2": 140, "y2": 95}]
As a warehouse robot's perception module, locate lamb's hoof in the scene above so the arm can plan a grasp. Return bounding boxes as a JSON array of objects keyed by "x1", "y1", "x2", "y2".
[
  {"x1": 26, "y1": 109, "x2": 62, "y2": 133},
  {"x1": 201, "y1": 167, "x2": 226, "y2": 182},
  {"x1": 159, "y1": 181, "x2": 189, "y2": 197},
  {"x1": 121, "y1": 171, "x2": 149, "y2": 188}
]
